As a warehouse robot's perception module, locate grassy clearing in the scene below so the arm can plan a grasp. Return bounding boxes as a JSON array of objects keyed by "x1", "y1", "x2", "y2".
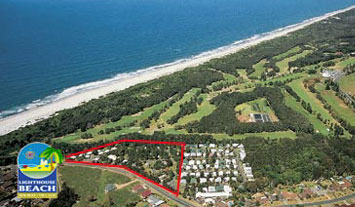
[
  {"x1": 150, "y1": 88, "x2": 200, "y2": 130},
  {"x1": 175, "y1": 93, "x2": 216, "y2": 126},
  {"x1": 60, "y1": 166, "x2": 138, "y2": 207},
  {"x1": 235, "y1": 98, "x2": 273, "y2": 115},
  {"x1": 53, "y1": 100, "x2": 170, "y2": 143},
  {"x1": 211, "y1": 131, "x2": 297, "y2": 140},
  {"x1": 250, "y1": 59, "x2": 268, "y2": 78},
  {"x1": 210, "y1": 71, "x2": 238, "y2": 89},
  {"x1": 283, "y1": 91, "x2": 329, "y2": 135},
  {"x1": 288, "y1": 79, "x2": 337, "y2": 125},
  {"x1": 274, "y1": 46, "x2": 302, "y2": 60},
  {"x1": 339, "y1": 73, "x2": 355, "y2": 95},
  {"x1": 333, "y1": 57, "x2": 355, "y2": 69},
  {"x1": 237, "y1": 69, "x2": 249, "y2": 80},
  {"x1": 321, "y1": 90, "x2": 355, "y2": 126},
  {"x1": 276, "y1": 50, "x2": 312, "y2": 74},
  {"x1": 108, "y1": 182, "x2": 141, "y2": 206},
  {"x1": 235, "y1": 98, "x2": 277, "y2": 122}
]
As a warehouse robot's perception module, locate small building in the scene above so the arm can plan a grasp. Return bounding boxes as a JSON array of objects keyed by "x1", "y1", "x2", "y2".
[
  {"x1": 108, "y1": 154, "x2": 117, "y2": 161},
  {"x1": 280, "y1": 191, "x2": 298, "y2": 201},
  {"x1": 104, "y1": 184, "x2": 117, "y2": 193},
  {"x1": 141, "y1": 189, "x2": 152, "y2": 198},
  {"x1": 299, "y1": 188, "x2": 314, "y2": 200},
  {"x1": 208, "y1": 186, "x2": 216, "y2": 192},
  {"x1": 147, "y1": 195, "x2": 164, "y2": 207},
  {"x1": 132, "y1": 185, "x2": 144, "y2": 193}
]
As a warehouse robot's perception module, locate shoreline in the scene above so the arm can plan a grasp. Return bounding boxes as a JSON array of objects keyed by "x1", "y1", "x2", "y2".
[{"x1": 1, "y1": 5, "x2": 354, "y2": 136}]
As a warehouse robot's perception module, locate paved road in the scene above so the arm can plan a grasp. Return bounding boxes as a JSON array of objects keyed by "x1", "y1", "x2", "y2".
[
  {"x1": 332, "y1": 70, "x2": 345, "y2": 83},
  {"x1": 275, "y1": 193, "x2": 355, "y2": 207},
  {"x1": 63, "y1": 163, "x2": 197, "y2": 207}
]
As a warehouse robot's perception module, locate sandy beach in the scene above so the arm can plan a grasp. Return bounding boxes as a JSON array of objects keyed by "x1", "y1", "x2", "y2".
[{"x1": 1, "y1": 5, "x2": 354, "y2": 136}]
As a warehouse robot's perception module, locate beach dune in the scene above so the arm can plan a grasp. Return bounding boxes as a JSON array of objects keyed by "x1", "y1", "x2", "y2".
[{"x1": 0, "y1": 5, "x2": 354, "y2": 136}]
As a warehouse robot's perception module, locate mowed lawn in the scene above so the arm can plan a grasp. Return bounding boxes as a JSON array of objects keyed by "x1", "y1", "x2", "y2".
[
  {"x1": 211, "y1": 71, "x2": 238, "y2": 88},
  {"x1": 235, "y1": 98, "x2": 274, "y2": 115},
  {"x1": 175, "y1": 93, "x2": 216, "y2": 126},
  {"x1": 321, "y1": 90, "x2": 355, "y2": 126},
  {"x1": 340, "y1": 73, "x2": 355, "y2": 95},
  {"x1": 212, "y1": 131, "x2": 297, "y2": 140},
  {"x1": 288, "y1": 79, "x2": 337, "y2": 125},
  {"x1": 276, "y1": 50, "x2": 312, "y2": 74},
  {"x1": 283, "y1": 91, "x2": 329, "y2": 135},
  {"x1": 53, "y1": 99, "x2": 170, "y2": 143},
  {"x1": 59, "y1": 166, "x2": 140, "y2": 207},
  {"x1": 333, "y1": 57, "x2": 355, "y2": 70},
  {"x1": 273, "y1": 46, "x2": 301, "y2": 61},
  {"x1": 250, "y1": 59, "x2": 267, "y2": 78},
  {"x1": 156, "y1": 88, "x2": 200, "y2": 127}
]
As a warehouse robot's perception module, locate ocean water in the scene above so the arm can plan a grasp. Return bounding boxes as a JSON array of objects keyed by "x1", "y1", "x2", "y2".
[{"x1": 0, "y1": 0, "x2": 355, "y2": 118}]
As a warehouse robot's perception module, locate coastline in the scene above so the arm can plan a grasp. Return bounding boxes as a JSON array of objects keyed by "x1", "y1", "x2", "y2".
[{"x1": 1, "y1": 5, "x2": 354, "y2": 136}]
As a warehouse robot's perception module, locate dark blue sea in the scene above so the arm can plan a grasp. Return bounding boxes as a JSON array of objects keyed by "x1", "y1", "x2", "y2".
[{"x1": 0, "y1": 0, "x2": 354, "y2": 118}]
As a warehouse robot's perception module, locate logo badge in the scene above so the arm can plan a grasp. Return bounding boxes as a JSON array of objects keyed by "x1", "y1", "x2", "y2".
[{"x1": 17, "y1": 142, "x2": 63, "y2": 198}]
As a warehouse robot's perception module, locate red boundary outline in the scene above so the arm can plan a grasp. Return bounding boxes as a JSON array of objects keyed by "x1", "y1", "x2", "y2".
[{"x1": 64, "y1": 139, "x2": 186, "y2": 197}]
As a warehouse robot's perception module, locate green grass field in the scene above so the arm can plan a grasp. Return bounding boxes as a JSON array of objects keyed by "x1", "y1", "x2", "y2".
[
  {"x1": 276, "y1": 50, "x2": 312, "y2": 74},
  {"x1": 175, "y1": 93, "x2": 217, "y2": 126},
  {"x1": 321, "y1": 90, "x2": 355, "y2": 126},
  {"x1": 339, "y1": 73, "x2": 355, "y2": 95},
  {"x1": 53, "y1": 99, "x2": 170, "y2": 143},
  {"x1": 107, "y1": 182, "x2": 141, "y2": 206},
  {"x1": 234, "y1": 98, "x2": 278, "y2": 121},
  {"x1": 250, "y1": 59, "x2": 268, "y2": 78},
  {"x1": 211, "y1": 131, "x2": 297, "y2": 140},
  {"x1": 60, "y1": 165, "x2": 138, "y2": 207},
  {"x1": 235, "y1": 98, "x2": 273, "y2": 114},
  {"x1": 283, "y1": 91, "x2": 329, "y2": 135},
  {"x1": 333, "y1": 57, "x2": 355, "y2": 70},
  {"x1": 288, "y1": 79, "x2": 337, "y2": 125},
  {"x1": 155, "y1": 88, "x2": 200, "y2": 127},
  {"x1": 273, "y1": 46, "x2": 302, "y2": 61},
  {"x1": 210, "y1": 71, "x2": 238, "y2": 88}
]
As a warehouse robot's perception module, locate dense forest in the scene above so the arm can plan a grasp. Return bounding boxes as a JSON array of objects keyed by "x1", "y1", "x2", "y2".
[
  {"x1": 206, "y1": 9, "x2": 355, "y2": 75},
  {"x1": 185, "y1": 87, "x2": 313, "y2": 134},
  {"x1": 242, "y1": 134, "x2": 355, "y2": 191}
]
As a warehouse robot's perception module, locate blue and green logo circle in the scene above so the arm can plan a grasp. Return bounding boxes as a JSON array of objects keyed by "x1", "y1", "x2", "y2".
[{"x1": 17, "y1": 143, "x2": 63, "y2": 179}]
